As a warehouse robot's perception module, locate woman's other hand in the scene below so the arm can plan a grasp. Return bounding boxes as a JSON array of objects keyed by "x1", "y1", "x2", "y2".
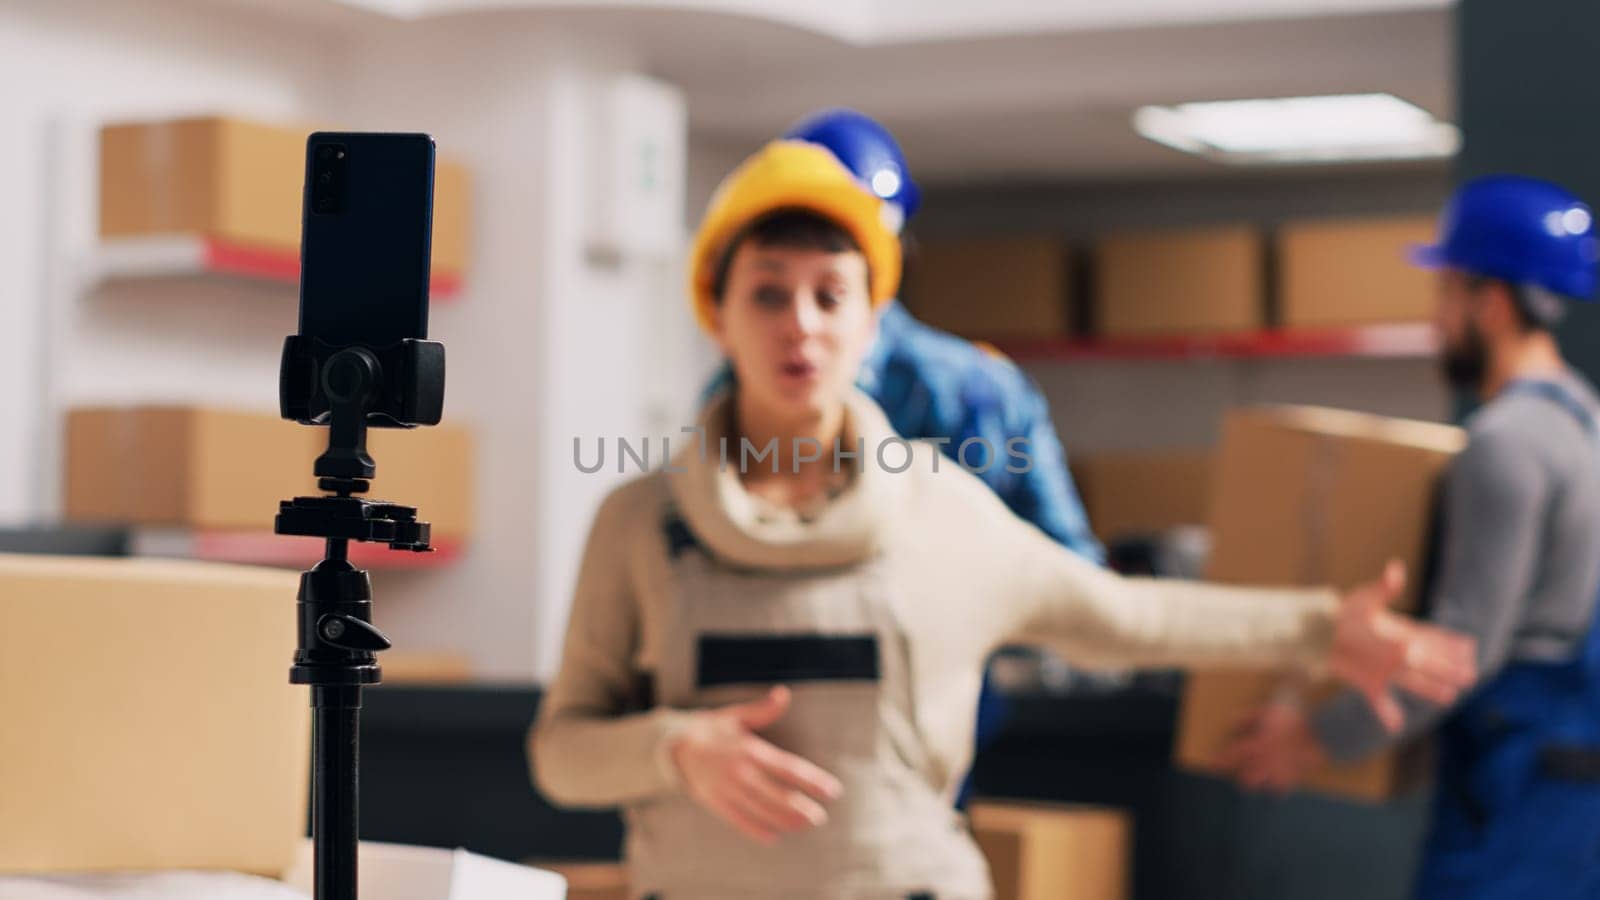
[{"x1": 669, "y1": 686, "x2": 844, "y2": 845}]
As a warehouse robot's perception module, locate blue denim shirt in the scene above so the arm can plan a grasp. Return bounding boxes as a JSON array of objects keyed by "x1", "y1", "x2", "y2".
[{"x1": 701, "y1": 301, "x2": 1103, "y2": 563}]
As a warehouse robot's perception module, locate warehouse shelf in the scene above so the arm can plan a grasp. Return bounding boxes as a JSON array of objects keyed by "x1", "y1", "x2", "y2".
[
  {"x1": 130, "y1": 528, "x2": 465, "y2": 571},
  {"x1": 86, "y1": 235, "x2": 464, "y2": 299},
  {"x1": 991, "y1": 322, "x2": 1437, "y2": 362}
]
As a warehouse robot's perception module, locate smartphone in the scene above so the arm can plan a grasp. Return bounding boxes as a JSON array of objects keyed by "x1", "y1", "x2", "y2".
[{"x1": 298, "y1": 132, "x2": 435, "y2": 347}]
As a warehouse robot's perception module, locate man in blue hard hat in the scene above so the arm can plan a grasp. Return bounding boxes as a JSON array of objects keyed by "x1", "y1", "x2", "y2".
[
  {"x1": 700, "y1": 108, "x2": 1105, "y2": 807},
  {"x1": 1223, "y1": 174, "x2": 1600, "y2": 900}
]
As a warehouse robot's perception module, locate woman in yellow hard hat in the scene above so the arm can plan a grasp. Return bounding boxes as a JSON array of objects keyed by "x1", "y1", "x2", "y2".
[{"x1": 530, "y1": 138, "x2": 1476, "y2": 900}]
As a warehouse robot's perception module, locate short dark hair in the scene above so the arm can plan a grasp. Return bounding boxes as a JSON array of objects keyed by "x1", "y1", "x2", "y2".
[
  {"x1": 710, "y1": 208, "x2": 863, "y2": 303},
  {"x1": 1465, "y1": 273, "x2": 1566, "y2": 331}
]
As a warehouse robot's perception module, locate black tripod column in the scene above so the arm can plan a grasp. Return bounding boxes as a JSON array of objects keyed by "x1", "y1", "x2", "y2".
[
  {"x1": 312, "y1": 684, "x2": 362, "y2": 900},
  {"x1": 291, "y1": 543, "x2": 391, "y2": 900}
]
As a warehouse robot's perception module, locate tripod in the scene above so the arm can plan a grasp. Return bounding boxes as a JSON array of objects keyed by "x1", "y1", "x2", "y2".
[{"x1": 277, "y1": 345, "x2": 433, "y2": 900}]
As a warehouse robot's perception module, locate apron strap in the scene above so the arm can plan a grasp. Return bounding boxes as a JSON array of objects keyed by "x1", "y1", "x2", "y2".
[
  {"x1": 662, "y1": 507, "x2": 702, "y2": 559},
  {"x1": 1504, "y1": 378, "x2": 1600, "y2": 435},
  {"x1": 1502, "y1": 378, "x2": 1600, "y2": 676}
]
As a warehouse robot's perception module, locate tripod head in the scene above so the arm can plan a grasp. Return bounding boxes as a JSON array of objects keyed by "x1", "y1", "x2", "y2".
[{"x1": 277, "y1": 338, "x2": 441, "y2": 555}]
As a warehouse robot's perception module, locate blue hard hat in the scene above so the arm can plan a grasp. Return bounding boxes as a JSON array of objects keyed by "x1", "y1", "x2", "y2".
[
  {"x1": 1411, "y1": 174, "x2": 1600, "y2": 300},
  {"x1": 783, "y1": 108, "x2": 921, "y2": 232}
]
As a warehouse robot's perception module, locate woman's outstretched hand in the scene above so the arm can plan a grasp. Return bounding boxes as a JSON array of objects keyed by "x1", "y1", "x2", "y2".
[{"x1": 1328, "y1": 560, "x2": 1478, "y2": 731}]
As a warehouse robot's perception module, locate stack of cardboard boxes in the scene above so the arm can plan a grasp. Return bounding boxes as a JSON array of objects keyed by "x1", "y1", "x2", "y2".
[
  {"x1": 900, "y1": 213, "x2": 1436, "y2": 345},
  {"x1": 1092, "y1": 215, "x2": 1437, "y2": 338}
]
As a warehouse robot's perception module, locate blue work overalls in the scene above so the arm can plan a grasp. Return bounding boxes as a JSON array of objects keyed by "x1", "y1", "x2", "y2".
[{"x1": 1415, "y1": 379, "x2": 1600, "y2": 900}]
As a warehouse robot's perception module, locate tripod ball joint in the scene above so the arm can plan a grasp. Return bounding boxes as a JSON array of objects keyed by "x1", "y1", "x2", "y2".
[
  {"x1": 289, "y1": 564, "x2": 390, "y2": 686},
  {"x1": 321, "y1": 348, "x2": 382, "y2": 407}
]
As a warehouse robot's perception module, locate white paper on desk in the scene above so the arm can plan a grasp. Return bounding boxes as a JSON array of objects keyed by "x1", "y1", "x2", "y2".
[
  {"x1": 283, "y1": 841, "x2": 566, "y2": 900},
  {"x1": 448, "y1": 850, "x2": 566, "y2": 897},
  {"x1": 0, "y1": 870, "x2": 310, "y2": 899}
]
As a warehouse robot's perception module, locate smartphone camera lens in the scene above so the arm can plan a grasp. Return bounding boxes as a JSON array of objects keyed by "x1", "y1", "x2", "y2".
[{"x1": 310, "y1": 143, "x2": 346, "y2": 215}]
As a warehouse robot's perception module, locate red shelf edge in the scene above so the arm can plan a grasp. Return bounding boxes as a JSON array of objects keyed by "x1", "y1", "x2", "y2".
[
  {"x1": 990, "y1": 323, "x2": 1437, "y2": 362},
  {"x1": 194, "y1": 236, "x2": 464, "y2": 300}
]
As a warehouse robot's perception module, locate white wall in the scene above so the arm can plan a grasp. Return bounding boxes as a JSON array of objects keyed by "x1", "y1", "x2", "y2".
[
  {"x1": 0, "y1": 0, "x2": 342, "y2": 520},
  {"x1": 2, "y1": 1, "x2": 707, "y2": 681}
]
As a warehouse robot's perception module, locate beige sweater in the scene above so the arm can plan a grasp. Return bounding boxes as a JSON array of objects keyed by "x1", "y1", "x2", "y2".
[{"x1": 532, "y1": 391, "x2": 1339, "y2": 812}]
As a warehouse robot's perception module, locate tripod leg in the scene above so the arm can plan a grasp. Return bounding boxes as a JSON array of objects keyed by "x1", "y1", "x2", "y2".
[{"x1": 313, "y1": 684, "x2": 362, "y2": 900}]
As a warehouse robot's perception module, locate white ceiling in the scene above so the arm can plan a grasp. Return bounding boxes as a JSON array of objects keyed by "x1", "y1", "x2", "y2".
[
  {"x1": 638, "y1": 6, "x2": 1455, "y2": 182},
  {"x1": 311, "y1": 0, "x2": 1449, "y2": 46},
  {"x1": 200, "y1": 0, "x2": 1455, "y2": 182}
]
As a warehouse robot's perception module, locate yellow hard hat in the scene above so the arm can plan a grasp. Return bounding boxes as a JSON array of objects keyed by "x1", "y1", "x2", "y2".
[{"x1": 688, "y1": 139, "x2": 902, "y2": 334}]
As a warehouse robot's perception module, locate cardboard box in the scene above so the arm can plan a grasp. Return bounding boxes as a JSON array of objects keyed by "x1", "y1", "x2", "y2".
[
  {"x1": 1075, "y1": 451, "x2": 1213, "y2": 541},
  {"x1": 1175, "y1": 406, "x2": 1465, "y2": 801},
  {"x1": 64, "y1": 406, "x2": 474, "y2": 539},
  {"x1": 382, "y1": 651, "x2": 475, "y2": 683},
  {"x1": 285, "y1": 842, "x2": 566, "y2": 899},
  {"x1": 1094, "y1": 225, "x2": 1264, "y2": 337},
  {"x1": 970, "y1": 801, "x2": 1130, "y2": 900},
  {"x1": 0, "y1": 554, "x2": 307, "y2": 876},
  {"x1": 904, "y1": 236, "x2": 1073, "y2": 339},
  {"x1": 529, "y1": 861, "x2": 628, "y2": 900},
  {"x1": 99, "y1": 116, "x2": 472, "y2": 277},
  {"x1": 1278, "y1": 214, "x2": 1438, "y2": 328}
]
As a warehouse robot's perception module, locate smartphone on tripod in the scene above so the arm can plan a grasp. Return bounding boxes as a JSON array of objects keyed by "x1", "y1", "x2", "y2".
[
  {"x1": 277, "y1": 131, "x2": 446, "y2": 900},
  {"x1": 283, "y1": 132, "x2": 444, "y2": 428},
  {"x1": 298, "y1": 131, "x2": 435, "y2": 348}
]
